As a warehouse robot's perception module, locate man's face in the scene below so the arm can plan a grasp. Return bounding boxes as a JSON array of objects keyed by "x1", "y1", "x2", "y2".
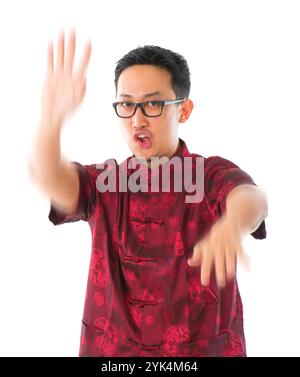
[{"x1": 116, "y1": 64, "x2": 189, "y2": 162}]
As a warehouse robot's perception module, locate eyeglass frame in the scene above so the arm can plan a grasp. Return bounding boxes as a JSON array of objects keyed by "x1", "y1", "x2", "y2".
[{"x1": 112, "y1": 98, "x2": 187, "y2": 118}]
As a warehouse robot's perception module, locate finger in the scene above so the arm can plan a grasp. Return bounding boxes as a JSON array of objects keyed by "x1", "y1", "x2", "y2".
[
  {"x1": 73, "y1": 76, "x2": 87, "y2": 105},
  {"x1": 65, "y1": 29, "x2": 76, "y2": 72},
  {"x1": 187, "y1": 243, "x2": 202, "y2": 267},
  {"x1": 201, "y1": 247, "x2": 213, "y2": 286},
  {"x1": 225, "y1": 247, "x2": 236, "y2": 282},
  {"x1": 215, "y1": 248, "x2": 226, "y2": 288},
  {"x1": 75, "y1": 40, "x2": 92, "y2": 79},
  {"x1": 237, "y1": 243, "x2": 250, "y2": 271},
  {"x1": 47, "y1": 39, "x2": 53, "y2": 76},
  {"x1": 57, "y1": 30, "x2": 65, "y2": 72}
]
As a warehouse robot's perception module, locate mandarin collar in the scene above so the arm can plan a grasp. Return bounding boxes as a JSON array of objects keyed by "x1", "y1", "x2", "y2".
[{"x1": 127, "y1": 138, "x2": 191, "y2": 184}]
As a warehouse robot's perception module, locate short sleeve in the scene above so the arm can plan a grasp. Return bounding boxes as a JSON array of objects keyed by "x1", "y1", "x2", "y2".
[
  {"x1": 48, "y1": 161, "x2": 97, "y2": 226},
  {"x1": 205, "y1": 156, "x2": 266, "y2": 239}
]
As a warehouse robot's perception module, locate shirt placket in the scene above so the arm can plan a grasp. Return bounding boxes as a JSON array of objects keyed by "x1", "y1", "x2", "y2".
[
  {"x1": 124, "y1": 164, "x2": 166, "y2": 351},
  {"x1": 125, "y1": 198, "x2": 165, "y2": 351}
]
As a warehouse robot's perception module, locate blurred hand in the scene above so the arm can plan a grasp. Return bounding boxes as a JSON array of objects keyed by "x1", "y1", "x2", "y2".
[
  {"x1": 187, "y1": 214, "x2": 249, "y2": 288},
  {"x1": 41, "y1": 29, "x2": 92, "y2": 126}
]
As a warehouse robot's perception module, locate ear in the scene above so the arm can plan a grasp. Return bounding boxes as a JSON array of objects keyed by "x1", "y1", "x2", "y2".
[{"x1": 178, "y1": 99, "x2": 194, "y2": 123}]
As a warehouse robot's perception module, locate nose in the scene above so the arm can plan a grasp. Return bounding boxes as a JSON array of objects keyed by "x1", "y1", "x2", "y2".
[{"x1": 131, "y1": 105, "x2": 148, "y2": 129}]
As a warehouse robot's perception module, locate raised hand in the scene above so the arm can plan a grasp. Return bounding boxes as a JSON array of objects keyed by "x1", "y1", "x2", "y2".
[{"x1": 41, "y1": 29, "x2": 92, "y2": 126}]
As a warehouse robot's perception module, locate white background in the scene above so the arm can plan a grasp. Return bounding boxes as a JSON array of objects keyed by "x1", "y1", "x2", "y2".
[{"x1": 0, "y1": 0, "x2": 299, "y2": 356}]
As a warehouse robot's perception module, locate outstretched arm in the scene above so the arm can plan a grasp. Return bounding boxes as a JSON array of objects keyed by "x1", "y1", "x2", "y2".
[
  {"x1": 28, "y1": 29, "x2": 92, "y2": 214},
  {"x1": 225, "y1": 184, "x2": 268, "y2": 235}
]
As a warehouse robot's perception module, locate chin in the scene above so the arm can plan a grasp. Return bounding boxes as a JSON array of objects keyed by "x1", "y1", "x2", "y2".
[{"x1": 132, "y1": 147, "x2": 154, "y2": 160}]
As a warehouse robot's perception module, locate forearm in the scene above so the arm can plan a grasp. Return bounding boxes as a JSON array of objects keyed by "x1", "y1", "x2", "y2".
[
  {"x1": 28, "y1": 115, "x2": 63, "y2": 186},
  {"x1": 225, "y1": 184, "x2": 268, "y2": 235}
]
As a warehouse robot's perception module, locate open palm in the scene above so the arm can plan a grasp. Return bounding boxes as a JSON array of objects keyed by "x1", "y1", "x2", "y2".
[{"x1": 41, "y1": 29, "x2": 92, "y2": 126}]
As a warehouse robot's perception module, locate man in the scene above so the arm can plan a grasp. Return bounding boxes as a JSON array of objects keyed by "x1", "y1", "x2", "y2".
[{"x1": 28, "y1": 29, "x2": 268, "y2": 357}]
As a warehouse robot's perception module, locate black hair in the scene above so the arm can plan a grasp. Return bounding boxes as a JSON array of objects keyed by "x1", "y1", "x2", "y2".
[{"x1": 114, "y1": 45, "x2": 190, "y2": 99}]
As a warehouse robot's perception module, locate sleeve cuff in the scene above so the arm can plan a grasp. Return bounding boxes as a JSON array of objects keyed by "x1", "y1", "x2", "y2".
[{"x1": 48, "y1": 161, "x2": 91, "y2": 226}]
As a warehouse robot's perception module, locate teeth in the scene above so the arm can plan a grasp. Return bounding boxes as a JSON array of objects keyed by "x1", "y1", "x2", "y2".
[{"x1": 138, "y1": 134, "x2": 147, "y2": 139}]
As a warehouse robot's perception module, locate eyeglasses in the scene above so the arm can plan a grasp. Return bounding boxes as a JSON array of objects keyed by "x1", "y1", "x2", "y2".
[{"x1": 112, "y1": 98, "x2": 186, "y2": 118}]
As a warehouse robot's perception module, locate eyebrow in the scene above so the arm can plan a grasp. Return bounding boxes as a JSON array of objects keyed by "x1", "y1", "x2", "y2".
[{"x1": 118, "y1": 91, "x2": 162, "y2": 99}]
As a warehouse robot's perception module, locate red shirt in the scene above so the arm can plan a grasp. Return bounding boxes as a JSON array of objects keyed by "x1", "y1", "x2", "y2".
[{"x1": 48, "y1": 139, "x2": 266, "y2": 357}]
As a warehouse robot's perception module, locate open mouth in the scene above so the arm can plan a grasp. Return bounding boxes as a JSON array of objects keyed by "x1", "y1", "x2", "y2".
[
  {"x1": 136, "y1": 134, "x2": 148, "y2": 143},
  {"x1": 133, "y1": 133, "x2": 152, "y2": 149}
]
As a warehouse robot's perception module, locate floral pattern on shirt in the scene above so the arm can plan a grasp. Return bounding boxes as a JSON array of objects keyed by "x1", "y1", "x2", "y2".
[{"x1": 49, "y1": 139, "x2": 266, "y2": 356}]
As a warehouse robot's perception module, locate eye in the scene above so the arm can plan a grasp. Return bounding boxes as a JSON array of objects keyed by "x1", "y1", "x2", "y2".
[
  {"x1": 148, "y1": 101, "x2": 160, "y2": 107},
  {"x1": 120, "y1": 101, "x2": 134, "y2": 108}
]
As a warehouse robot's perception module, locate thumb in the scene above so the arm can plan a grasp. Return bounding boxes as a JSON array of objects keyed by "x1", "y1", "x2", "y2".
[
  {"x1": 74, "y1": 77, "x2": 87, "y2": 104},
  {"x1": 80, "y1": 77, "x2": 87, "y2": 98},
  {"x1": 187, "y1": 246, "x2": 202, "y2": 267},
  {"x1": 82, "y1": 77, "x2": 87, "y2": 91},
  {"x1": 237, "y1": 243, "x2": 250, "y2": 271}
]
